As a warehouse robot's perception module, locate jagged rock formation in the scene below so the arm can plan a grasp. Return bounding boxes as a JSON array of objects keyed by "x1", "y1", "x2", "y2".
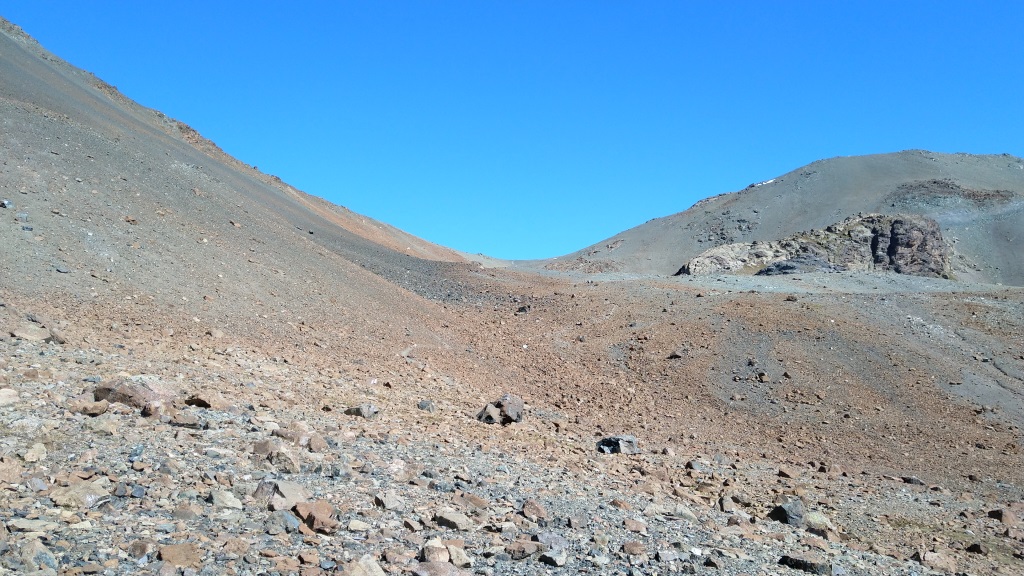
[
  {"x1": 677, "y1": 214, "x2": 951, "y2": 278},
  {"x1": 530, "y1": 151, "x2": 1024, "y2": 285}
]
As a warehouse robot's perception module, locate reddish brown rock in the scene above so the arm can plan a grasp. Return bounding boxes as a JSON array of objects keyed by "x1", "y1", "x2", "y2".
[
  {"x1": 522, "y1": 499, "x2": 548, "y2": 521},
  {"x1": 622, "y1": 541, "x2": 646, "y2": 556},
  {"x1": 294, "y1": 500, "x2": 339, "y2": 533},
  {"x1": 71, "y1": 398, "x2": 109, "y2": 416},
  {"x1": 989, "y1": 508, "x2": 1019, "y2": 526},
  {"x1": 93, "y1": 378, "x2": 173, "y2": 409},
  {"x1": 184, "y1": 391, "x2": 229, "y2": 410},
  {"x1": 914, "y1": 550, "x2": 956, "y2": 573},
  {"x1": 159, "y1": 542, "x2": 203, "y2": 568},
  {"x1": 624, "y1": 518, "x2": 648, "y2": 534}
]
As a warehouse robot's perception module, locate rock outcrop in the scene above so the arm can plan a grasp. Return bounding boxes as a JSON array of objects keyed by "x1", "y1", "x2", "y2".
[{"x1": 677, "y1": 214, "x2": 950, "y2": 278}]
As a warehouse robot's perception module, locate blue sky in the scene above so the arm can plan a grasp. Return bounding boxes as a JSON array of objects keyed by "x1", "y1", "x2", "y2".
[{"x1": 4, "y1": 2, "x2": 1022, "y2": 259}]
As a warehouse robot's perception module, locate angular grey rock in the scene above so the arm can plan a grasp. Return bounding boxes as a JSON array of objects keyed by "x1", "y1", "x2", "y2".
[
  {"x1": 210, "y1": 489, "x2": 243, "y2": 509},
  {"x1": 254, "y1": 478, "x2": 311, "y2": 511},
  {"x1": 9, "y1": 518, "x2": 59, "y2": 532},
  {"x1": 535, "y1": 531, "x2": 570, "y2": 550},
  {"x1": 539, "y1": 548, "x2": 568, "y2": 567},
  {"x1": 446, "y1": 545, "x2": 472, "y2": 568},
  {"x1": 19, "y1": 539, "x2": 58, "y2": 572},
  {"x1": 11, "y1": 324, "x2": 54, "y2": 342},
  {"x1": 343, "y1": 554, "x2": 387, "y2": 576},
  {"x1": 913, "y1": 550, "x2": 957, "y2": 572},
  {"x1": 92, "y1": 377, "x2": 173, "y2": 409},
  {"x1": 804, "y1": 510, "x2": 835, "y2": 537},
  {"x1": 266, "y1": 510, "x2": 303, "y2": 535},
  {"x1": 656, "y1": 549, "x2": 680, "y2": 562},
  {"x1": 434, "y1": 509, "x2": 473, "y2": 531},
  {"x1": 768, "y1": 496, "x2": 805, "y2": 526},
  {"x1": 779, "y1": 555, "x2": 832, "y2": 574},
  {"x1": 374, "y1": 490, "x2": 405, "y2": 511},
  {"x1": 421, "y1": 539, "x2": 449, "y2": 563},
  {"x1": 345, "y1": 403, "x2": 380, "y2": 419},
  {"x1": 50, "y1": 481, "x2": 110, "y2": 509},
  {"x1": 596, "y1": 435, "x2": 640, "y2": 455},
  {"x1": 476, "y1": 393, "x2": 524, "y2": 425}
]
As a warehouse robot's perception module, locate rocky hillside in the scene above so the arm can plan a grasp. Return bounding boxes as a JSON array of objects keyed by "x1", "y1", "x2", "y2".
[
  {"x1": 2, "y1": 15, "x2": 1023, "y2": 576},
  {"x1": 539, "y1": 152, "x2": 1024, "y2": 285},
  {"x1": 679, "y1": 214, "x2": 951, "y2": 278}
]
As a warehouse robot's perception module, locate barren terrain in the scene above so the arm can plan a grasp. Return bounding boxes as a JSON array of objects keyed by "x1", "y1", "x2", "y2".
[{"x1": 1, "y1": 17, "x2": 1022, "y2": 576}]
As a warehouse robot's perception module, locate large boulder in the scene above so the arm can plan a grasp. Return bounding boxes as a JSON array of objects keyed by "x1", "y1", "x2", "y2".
[
  {"x1": 476, "y1": 393, "x2": 524, "y2": 425},
  {"x1": 92, "y1": 377, "x2": 174, "y2": 409},
  {"x1": 596, "y1": 435, "x2": 641, "y2": 455},
  {"x1": 679, "y1": 214, "x2": 950, "y2": 278}
]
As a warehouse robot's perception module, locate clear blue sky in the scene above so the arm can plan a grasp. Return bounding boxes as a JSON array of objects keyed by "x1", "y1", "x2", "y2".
[{"x1": 4, "y1": 2, "x2": 1022, "y2": 259}]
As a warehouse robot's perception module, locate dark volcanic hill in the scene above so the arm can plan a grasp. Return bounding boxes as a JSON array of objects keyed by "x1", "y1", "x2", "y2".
[{"x1": 542, "y1": 151, "x2": 1024, "y2": 285}]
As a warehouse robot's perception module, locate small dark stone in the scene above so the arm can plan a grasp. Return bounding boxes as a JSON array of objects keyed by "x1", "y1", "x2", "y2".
[
  {"x1": 902, "y1": 476, "x2": 926, "y2": 486},
  {"x1": 345, "y1": 404, "x2": 380, "y2": 419},
  {"x1": 779, "y1": 554, "x2": 832, "y2": 574},
  {"x1": 703, "y1": 556, "x2": 723, "y2": 568},
  {"x1": 685, "y1": 459, "x2": 706, "y2": 472},
  {"x1": 967, "y1": 542, "x2": 988, "y2": 555},
  {"x1": 416, "y1": 399, "x2": 436, "y2": 413},
  {"x1": 130, "y1": 485, "x2": 146, "y2": 498}
]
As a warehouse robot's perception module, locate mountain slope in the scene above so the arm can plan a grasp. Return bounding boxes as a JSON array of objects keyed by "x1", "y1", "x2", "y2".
[
  {"x1": 541, "y1": 150, "x2": 1024, "y2": 285},
  {"x1": 0, "y1": 17, "x2": 465, "y2": 273},
  {"x1": 3, "y1": 17, "x2": 1024, "y2": 576}
]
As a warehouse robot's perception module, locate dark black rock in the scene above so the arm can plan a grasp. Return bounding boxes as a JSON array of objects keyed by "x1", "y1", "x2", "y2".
[
  {"x1": 596, "y1": 435, "x2": 640, "y2": 455},
  {"x1": 757, "y1": 255, "x2": 841, "y2": 276},
  {"x1": 779, "y1": 555, "x2": 832, "y2": 574}
]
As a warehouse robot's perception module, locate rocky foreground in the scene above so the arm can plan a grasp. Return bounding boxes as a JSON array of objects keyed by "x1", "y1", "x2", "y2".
[
  {"x1": 2, "y1": 16, "x2": 1023, "y2": 576},
  {"x1": 2, "y1": 311, "x2": 1023, "y2": 576}
]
